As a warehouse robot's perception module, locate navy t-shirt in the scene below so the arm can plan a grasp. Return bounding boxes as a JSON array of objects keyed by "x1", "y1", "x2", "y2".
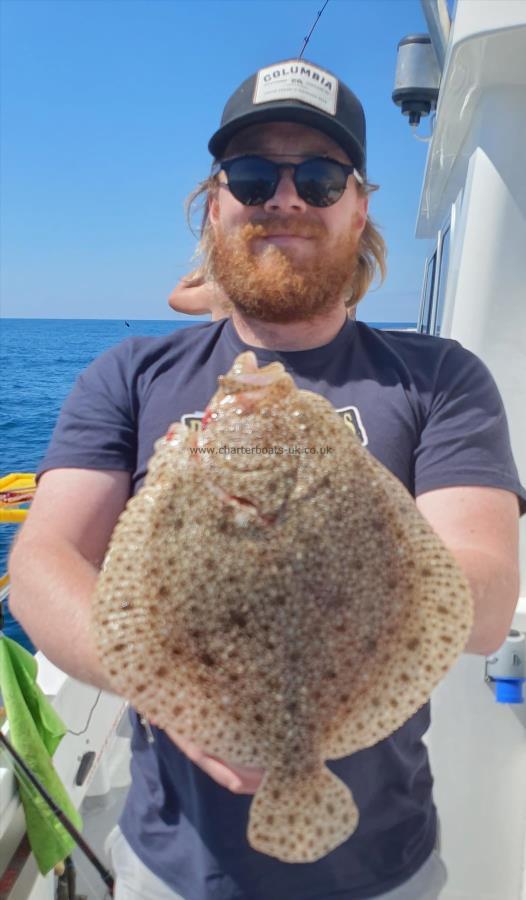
[{"x1": 39, "y1": 318, "x2": 526, "y2": 900}]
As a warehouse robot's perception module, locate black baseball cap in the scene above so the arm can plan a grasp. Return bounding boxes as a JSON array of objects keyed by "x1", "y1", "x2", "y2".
[{"x1": 208, "y1": 59, "x2": 366, "y2": 173}]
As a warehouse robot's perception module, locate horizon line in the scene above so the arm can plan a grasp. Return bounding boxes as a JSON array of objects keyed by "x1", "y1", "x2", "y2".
[{"x1": 1, "y1": 315, "x2": 418, "y2": 324}]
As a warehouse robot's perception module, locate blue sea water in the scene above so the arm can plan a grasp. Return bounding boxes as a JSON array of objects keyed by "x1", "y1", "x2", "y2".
[{"x1": 0, "y1": 316, "x2": 415, "y2": 649}]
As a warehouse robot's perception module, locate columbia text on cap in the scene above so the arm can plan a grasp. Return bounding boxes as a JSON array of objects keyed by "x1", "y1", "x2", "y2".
[{"x1": 208, "y1": 59, "x2": 367, "y2": 173}]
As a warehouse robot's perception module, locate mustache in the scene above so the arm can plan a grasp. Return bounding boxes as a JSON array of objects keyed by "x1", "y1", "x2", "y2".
[{"x1": 239, "y1": 216, "x2": 326, "y2": 240}]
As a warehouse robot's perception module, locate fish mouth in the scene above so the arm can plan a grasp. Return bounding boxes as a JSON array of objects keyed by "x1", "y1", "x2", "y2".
[
  {"x1": 225, "y1": 351, "x2": 285, "y2": 386},
  {"x1": 218, "y1": 352, "x2": 290, "y2": 394},
  {"x1": 201, "y1": 353, "x2": 294, "y2": 427}
]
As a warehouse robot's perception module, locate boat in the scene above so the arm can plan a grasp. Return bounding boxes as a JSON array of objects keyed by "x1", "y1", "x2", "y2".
[
  {"x1": 398, "y1": 2, "x2": 526, "y2": 898},
  {"x1": 1, "y1": 0, "x2": 525, "y2": 896}
]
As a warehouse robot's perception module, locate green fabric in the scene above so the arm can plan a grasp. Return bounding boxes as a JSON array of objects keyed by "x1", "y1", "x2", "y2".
[{"x1": 0, "y1": 635, "x2": 83, "y2": 875}]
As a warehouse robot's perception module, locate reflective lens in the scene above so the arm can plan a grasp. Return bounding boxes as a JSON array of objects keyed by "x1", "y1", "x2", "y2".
[
  {"x1": 223, "y1": 157, "x2": 279, "y2": 206},
  {"x1": 294, "y1": 158, "x2": 349, "y2": 207},
  {"x1": 220, "y1": 156, "x2": 359, "y2": 207}
]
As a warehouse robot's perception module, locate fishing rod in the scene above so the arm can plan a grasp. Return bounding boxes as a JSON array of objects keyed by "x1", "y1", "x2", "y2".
[
  {"x1": 0, "y1": 730, "x2": 115, "y2": 895},
  {"x1": 298, "y1": 0, "x2": 330, "y2": 58}
]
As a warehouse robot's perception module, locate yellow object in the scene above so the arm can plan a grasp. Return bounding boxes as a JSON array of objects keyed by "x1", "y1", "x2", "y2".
[
  {"x1": 0, "y1": 473, "x2": 36, "y2": 495},
  {"x1": 0, "y1": 509, "x2": 28, "y2": 523},
  {"x1": 0, "y1": 474, "x2": 36, "y2": 524}
]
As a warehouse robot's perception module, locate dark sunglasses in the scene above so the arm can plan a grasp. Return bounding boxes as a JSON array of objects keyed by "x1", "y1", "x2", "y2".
[{"x1": 218, "y1": 155, "x2": 363, "y2": 208}]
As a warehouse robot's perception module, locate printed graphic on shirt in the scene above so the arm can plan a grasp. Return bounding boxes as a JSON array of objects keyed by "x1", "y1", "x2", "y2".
[
  {"x1": 336, "y1": 406, "x2": 368, "y2": 446},
  {"x1": 181, "y1": 406, "x2": 368, "y2": 447},
  {"x1": 181, "y1": 412, "x2": 205, "y2": 432}
]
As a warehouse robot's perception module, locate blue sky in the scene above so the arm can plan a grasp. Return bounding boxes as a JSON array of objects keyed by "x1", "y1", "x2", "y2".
[{"x1": 1, "y1": 0, "x2": 438, "y2": 322}]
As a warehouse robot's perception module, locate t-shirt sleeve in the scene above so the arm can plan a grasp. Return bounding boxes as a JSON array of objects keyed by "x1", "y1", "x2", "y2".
[
  {"x1": 37, "y1": 340, "x2": 138, "y2": 478},
  {"x1": 414, "y1": 342, "x2": 526, "y2": 514}
]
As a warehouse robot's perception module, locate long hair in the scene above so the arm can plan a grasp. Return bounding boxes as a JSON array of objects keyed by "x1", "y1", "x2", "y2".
[{"x1": 184, "y1": 171, "x2": 387, "y2": 306}]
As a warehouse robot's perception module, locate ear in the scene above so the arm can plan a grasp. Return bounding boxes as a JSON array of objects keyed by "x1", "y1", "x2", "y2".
[
  {"x1": 208, "y1": 190, "x2": 220, "y2": 228},
  {"x1": 356, "y1": 193, "x2": 369, "y2": 233},
  {"x1": 358, "y1": 194, "x2": 369, "y2": 231}
]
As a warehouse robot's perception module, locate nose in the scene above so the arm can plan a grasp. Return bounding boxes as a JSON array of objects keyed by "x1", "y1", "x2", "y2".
[{"x1": 263, "y1": 167, "x2": 308, "y2": 214}]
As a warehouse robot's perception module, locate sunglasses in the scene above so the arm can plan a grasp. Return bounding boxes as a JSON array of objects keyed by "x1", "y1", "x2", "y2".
[{"x1": 218, "y1": 155, "x2": 363, "y2": 208}]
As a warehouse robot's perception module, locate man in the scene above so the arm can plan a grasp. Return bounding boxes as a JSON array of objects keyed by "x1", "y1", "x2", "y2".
[{"x1": 9, "y1": 59, "x2": 525, "y2": 900}]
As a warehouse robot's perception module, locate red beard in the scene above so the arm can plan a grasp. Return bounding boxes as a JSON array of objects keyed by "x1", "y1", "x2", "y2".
[{"x1": 209, "y1": 214, "x2": 361, "y2": 323}]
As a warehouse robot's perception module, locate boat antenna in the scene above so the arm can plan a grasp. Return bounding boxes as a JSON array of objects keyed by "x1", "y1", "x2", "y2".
[
  {"x1": 0, "y1": 730, "x2": 115, "y2": 895},
  {"x1": 298, "y1": 0, "x2": 330, "y2": 59}
]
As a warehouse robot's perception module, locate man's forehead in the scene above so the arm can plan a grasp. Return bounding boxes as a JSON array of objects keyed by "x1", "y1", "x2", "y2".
[{"x1": 223, "y1": 122, "x2": 351, "y2": 162}]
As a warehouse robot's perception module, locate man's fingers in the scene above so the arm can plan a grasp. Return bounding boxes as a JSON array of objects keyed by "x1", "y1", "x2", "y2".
[
  {"x1": 199, "y1": 756, "x2": 244, "y2": 792},
  {"x1": 164, "y1": 728, "x2": 264, "y2": 793},
  {"x1": 188, "y1": 748, "x2": 263, "y2": 794},
  {"x1": 169, "y1": 735, "x2": 240, "y2": 790},
  {"x1": 203, "y1": 756, "x2": 265, "y2": 794}
]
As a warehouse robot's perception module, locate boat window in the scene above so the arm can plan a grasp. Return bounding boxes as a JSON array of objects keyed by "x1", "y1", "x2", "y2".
[
  {"x1": 433, "y1": 225, "x2": 451, "y2": 336},
  {"x1": 418, "y1": 251, "x2": 436, "y2": 334}
]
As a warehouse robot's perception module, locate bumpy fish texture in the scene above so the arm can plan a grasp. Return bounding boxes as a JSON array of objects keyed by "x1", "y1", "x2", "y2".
[{"x1": 93, "y1": 351, "x2": 473, "y2": 863}]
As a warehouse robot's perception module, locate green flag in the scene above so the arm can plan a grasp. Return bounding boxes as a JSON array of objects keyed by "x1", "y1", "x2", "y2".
[{"x1": 0, "y1": 635, "x2": 83, "y2": 875}]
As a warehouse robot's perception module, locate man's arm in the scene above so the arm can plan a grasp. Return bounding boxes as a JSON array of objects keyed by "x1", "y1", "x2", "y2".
[
  {"x1": 416, "y1": 485, "x2": 521, "y2": 656},
  {"x1": 8, "y1": 468, "x2": 131, "y2": 689},
  {"x1": 8, "y1": 466, "x2": 265, "y2": 792}
]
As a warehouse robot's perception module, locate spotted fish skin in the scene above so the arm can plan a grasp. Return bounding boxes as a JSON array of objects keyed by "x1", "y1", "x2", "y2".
[{"x1": 93, "y1": 351, "x2": 473, "y2": 863}]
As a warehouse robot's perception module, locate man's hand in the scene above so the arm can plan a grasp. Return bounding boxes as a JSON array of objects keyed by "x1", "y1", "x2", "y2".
[{"x1": 163, "y1": 727, "x2": 265, "y2": 794}]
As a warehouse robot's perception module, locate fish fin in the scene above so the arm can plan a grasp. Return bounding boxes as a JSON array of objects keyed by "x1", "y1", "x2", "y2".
[{"x1": 247, "y1": 765, "x2": 358, "y2": 863}]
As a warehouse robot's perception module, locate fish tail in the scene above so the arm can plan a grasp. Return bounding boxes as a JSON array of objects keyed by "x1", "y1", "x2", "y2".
[{"x1": 247, "y1": 764, "x2": 359, "y2": 863}]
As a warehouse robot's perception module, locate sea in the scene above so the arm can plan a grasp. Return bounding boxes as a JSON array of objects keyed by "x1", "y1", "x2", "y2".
[{"x1": 0, "y1": 317, "x2": 416, "y2": 650}]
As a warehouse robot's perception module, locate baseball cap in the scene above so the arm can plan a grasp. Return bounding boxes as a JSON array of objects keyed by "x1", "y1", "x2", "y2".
[{"x1": 208, "y1": 59, "x2": 367, "y2": 173}]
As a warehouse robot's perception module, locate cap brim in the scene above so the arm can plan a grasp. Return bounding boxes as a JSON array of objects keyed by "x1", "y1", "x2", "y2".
[{"x1": 208, "y1": 105, "x2": 365, "y2": 173}]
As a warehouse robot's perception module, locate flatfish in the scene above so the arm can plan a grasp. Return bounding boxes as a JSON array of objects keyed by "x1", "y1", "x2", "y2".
[{"x1": 92, "y1": 351, "x2": 473, "y2": 863}]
